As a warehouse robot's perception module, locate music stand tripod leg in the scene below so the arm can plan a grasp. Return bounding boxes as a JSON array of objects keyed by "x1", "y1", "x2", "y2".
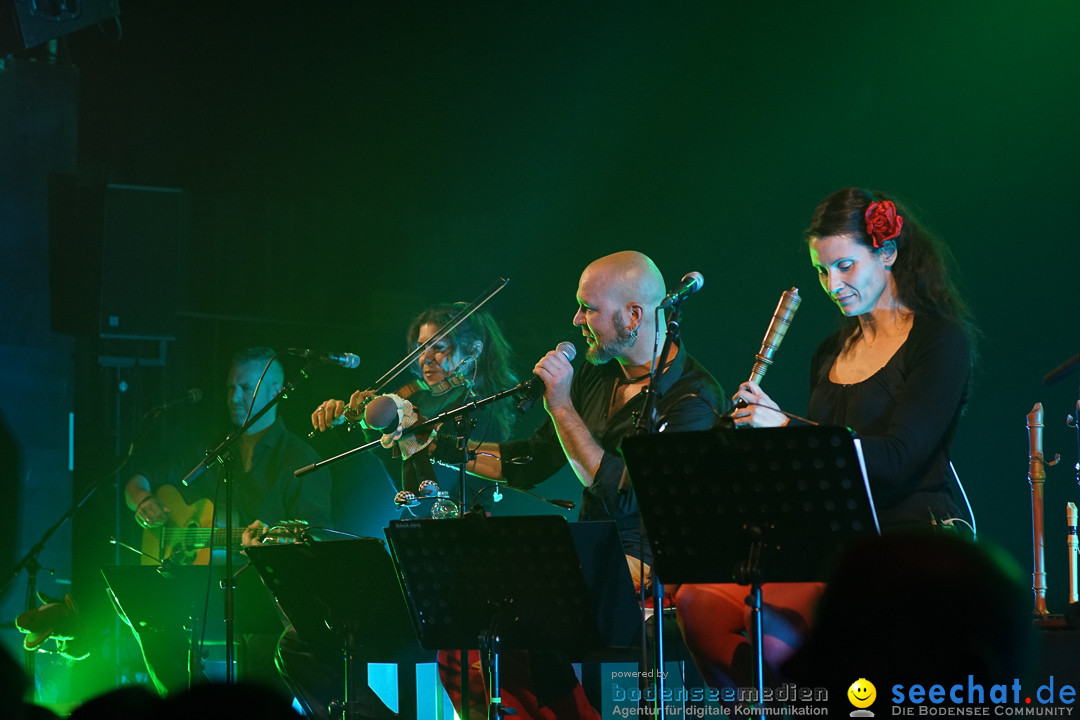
[
  {"x1": 329, "y1": 632, "x2": 360, "y2": 720},
  {"x1": 186, "y1": 614, "x2": 199, "y2": 691},
  {"x1": 651, "y1": 580, "x2": 667, "y2": 719},
  {"x1": 342, "y1": 643, "x2": 355, "y2": 720},
  {"x1": 481, "y1": 604, "x2": 517, "y2": 719},
  {"x1": 488, "y1": 634, "x2": 506, "y2": 719},
  {"x1": 745, "y1": 583, "x2": 765, "y2": 720},
  {"x1": 735, "y1": 536, "x2": 766, "y2": 720}
]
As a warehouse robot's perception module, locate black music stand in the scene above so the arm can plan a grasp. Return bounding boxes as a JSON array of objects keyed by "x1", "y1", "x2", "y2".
[
  {"x1": 102, "y1": 564, "x2": 284, "y2": 689},
  {"x1": 621, "y1": 425, "x2": 879, "y2": 713},
  {"x1": 385, "y1": 516, "x2": 639, "y2": 718},
  {"x1": 244, "y1": 539, "x2": 433, "y2": 720},
  {"x1": 103, "y1": 564, "x2": 284, "y2": 634}
]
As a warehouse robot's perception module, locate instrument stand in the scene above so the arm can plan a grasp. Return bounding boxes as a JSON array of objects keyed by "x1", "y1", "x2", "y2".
[
  {"x1": 386, "y1": 515, "x2": 639, "y2": 719},
  {"x1": 333, "y1": 623, "x2": 389, "y2": 720},
  {"x1": 621, "y1": 424, "x2": 880, "y2": 720},
  {"x1": 733, "y1": 531, "x2": 766, "y2": 703},
  {"x1": 245, "y1": 539, "x2": 432, "y2": 720},
  {"x1": 102, "y1": 563, "x2": 283, "y2": 691}
]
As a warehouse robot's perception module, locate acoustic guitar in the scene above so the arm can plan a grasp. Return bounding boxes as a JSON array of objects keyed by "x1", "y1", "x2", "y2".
[{"x1": 140, "y1": 485, "x2": 307, "y2": 566}]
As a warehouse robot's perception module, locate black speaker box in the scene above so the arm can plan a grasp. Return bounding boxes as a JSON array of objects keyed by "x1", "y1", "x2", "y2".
[
  {"x1": 49, "y1": 176, "x2": 187, "y2": 337},
  {"x1": 0, "y1": 0, "x2": 120, "y2": 55}
]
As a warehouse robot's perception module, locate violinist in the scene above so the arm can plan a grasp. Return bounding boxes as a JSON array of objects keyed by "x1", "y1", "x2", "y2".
[
  {"x1": 282, "y1": 302, "x2": 519, "y2": 720},
  {"x1": 312, "y1": 301, "x2": 519, "y2": 513}
]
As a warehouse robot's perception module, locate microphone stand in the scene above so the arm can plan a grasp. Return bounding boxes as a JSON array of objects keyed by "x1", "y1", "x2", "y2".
[
  {"x1": 634, "y1": 306, "x2": 682, "y2": 435},
  {"x1": 1, "y1": 407, "x2": 170, "y2": 695},
  {"x1": 443, "y1": 391, "x2": 477, "y2": 717},
  {"x1": 2, "y1": 403, "x2": 174, "y2": 594},
  {"x1": 179, "y1": 379, "x2": 295, "y2": 684},
  {"x1": 631, "y1": 302, "x2": 686, "y2": 720}
]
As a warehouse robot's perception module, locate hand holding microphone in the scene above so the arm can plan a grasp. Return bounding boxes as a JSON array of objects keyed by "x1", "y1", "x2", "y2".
[{"x1": 515, "y1": 341, "x2": 577, "y2": 414}]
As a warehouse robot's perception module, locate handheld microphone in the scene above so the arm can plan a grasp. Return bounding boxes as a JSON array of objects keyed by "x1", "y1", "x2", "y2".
[
  {"x1": 288, "y1": 348, "x2": 361, "y2": 369},
  {"x1": 658, "y1": 271, "x2": 704, "y2": 310},
  {"x1": 150, "y1": 389, "x2": 203, "y2": 414},
  {"x1": 515, "y1": 342, "x2": 577, "y2": 414},
  {"x1": 363, "y1": 394, "x2": 402, "y2": 434}
]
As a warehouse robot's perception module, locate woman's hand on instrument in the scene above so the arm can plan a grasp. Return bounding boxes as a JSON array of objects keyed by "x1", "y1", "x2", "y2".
[
  {"x1": 311, "y1": 398, "x2": 348, "y2": 432},
  {"x1": 347, "y1": 390, "x2": 376, "y2": 414},
  {"x1": 731, "y1": 381, "x2": 788, "y2": 428}
]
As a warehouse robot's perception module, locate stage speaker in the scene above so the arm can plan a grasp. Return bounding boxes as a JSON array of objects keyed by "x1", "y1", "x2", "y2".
[
  {"x1": 49, "y1": 176, "x2": 187, "y2": 337},
  {"x1": 0, "y1": 0, "x2": 119, "y2": 55}
]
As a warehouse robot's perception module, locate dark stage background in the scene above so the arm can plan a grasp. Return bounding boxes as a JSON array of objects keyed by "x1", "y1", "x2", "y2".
[{"x1": 2, "y1": 0, "x2": 1080, "y2": 705}]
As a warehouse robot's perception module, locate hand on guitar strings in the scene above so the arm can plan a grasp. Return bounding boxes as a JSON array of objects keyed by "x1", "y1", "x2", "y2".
[
  {"x1": 134, "y1": 494, "x2": 171, "y2": 528},
  {"x1": 241, "y1": 519, "x2": 268, "y2": 548}
]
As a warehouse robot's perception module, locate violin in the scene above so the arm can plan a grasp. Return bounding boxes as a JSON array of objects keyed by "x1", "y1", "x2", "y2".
[
  {"x1": 396, "y1": 370, "x2": 472, "y2": 400},
  {"x1": 338, "y1": 369, "x2": 473, "y2": 428}
]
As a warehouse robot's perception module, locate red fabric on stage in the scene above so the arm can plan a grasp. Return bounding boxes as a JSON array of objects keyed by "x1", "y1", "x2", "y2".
[
  {"x1": 437, "y1": 649, "x2": 599, "y2": 720},
  {"x1": 674, "y1": 581, "x2": 825, "y2": 688}
]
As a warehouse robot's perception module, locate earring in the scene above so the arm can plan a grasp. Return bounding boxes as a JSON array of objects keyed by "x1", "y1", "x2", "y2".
[{"x1": 628, "y1": 326, "x2": 639, "y2": 342}]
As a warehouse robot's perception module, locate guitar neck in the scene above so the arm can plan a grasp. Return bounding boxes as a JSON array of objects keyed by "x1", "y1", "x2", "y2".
[{"x1": 160, "y1": 526, "x2": 249, "y2": 551}]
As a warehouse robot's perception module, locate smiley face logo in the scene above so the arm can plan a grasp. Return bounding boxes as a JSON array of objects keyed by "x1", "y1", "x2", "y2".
[{"x1": 847, "y1": 678, "x2": 877, "y2": 710}]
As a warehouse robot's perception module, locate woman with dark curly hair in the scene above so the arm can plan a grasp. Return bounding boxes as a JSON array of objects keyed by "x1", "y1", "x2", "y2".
[
  {"x1": 676, "y1": 187, "x2": 977, "y2": 692},
  {"x1": 312, "y1": 301, "x2": 520, "y2": 513},
  {"x1": 294, "y1": 302, "x2": 521, "y2": 720},
  {"x1": 405, "y1": 301, "x2": 519, "y2": 443}
]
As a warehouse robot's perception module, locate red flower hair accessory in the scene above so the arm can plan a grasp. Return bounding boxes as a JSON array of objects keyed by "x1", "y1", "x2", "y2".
[{"x1": 864, "y1": 200, "x2": 904, "y2": 248}]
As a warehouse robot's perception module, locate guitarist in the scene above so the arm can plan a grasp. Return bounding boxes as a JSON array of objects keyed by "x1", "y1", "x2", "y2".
[{"x1": 121, "y1": 346, "x2": 333, "y2": 697}]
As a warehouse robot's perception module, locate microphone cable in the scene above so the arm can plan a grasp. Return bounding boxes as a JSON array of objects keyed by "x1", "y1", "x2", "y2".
[{"x1": 468, "y1": 482, "x2": 575, "y2": 514}]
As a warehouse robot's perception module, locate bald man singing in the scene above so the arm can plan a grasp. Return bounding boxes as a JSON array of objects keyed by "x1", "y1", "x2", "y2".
[
  {"x1": 463, "y1": 251, "x2": 724, "y2": 582},
  {"x1": 436, "y1": 251, "x2": 726, "y2": 719}
]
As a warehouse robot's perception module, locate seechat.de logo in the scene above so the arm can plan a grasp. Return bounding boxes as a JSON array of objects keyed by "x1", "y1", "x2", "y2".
[{"x1": 849, "y1": 678, "x2": 877, "y2": 717}]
